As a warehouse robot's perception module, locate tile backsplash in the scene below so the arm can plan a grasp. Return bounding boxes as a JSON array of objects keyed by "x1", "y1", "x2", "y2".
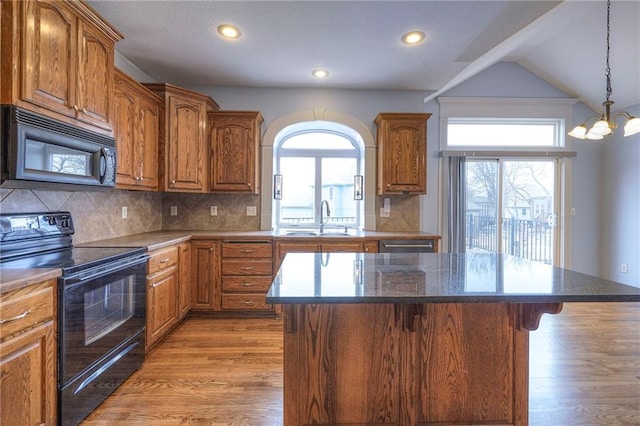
[
  {"x1": 0, "y1": 188, "x2": 420, "y2": 242},
  {"x1": 0, "y1": 188, "x2": 162, "y2": 244}
]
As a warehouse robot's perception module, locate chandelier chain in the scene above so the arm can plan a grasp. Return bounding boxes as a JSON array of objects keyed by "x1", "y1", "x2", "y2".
[{"x1": 605, "y1": 0, "x2": 612, "y2": 102}]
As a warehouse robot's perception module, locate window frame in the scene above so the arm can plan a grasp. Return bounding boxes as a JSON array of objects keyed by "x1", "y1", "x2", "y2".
[{"x1": 274, "y1": 127, "x2": 363, "y2": 230}]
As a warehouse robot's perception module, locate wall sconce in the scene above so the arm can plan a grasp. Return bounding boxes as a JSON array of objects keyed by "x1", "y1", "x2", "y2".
[
  {"x1": 273, "y1": 174, "x2": 283, "y2": 199},
  {"x1": 353, "y1": 175, "x2": 363, "y2": 200}
]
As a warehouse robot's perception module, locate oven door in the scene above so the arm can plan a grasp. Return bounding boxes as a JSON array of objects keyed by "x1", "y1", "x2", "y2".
[{"x1": 59, "y1": 255, "x2": 147, "y2": 385}]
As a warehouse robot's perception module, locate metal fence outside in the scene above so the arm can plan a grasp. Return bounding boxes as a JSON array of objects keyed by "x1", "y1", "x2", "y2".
[{"x1": 466, "y1": 215, "x2": 553, "y2": 264}]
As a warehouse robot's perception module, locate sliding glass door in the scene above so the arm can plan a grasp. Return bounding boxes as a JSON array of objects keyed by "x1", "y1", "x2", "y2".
[{"x1": 465, "y1": 159, "x2": 558, "y2": 265}]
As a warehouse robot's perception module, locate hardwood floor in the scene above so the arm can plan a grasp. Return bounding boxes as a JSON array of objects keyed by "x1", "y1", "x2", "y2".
[{"x1": 83, "y1": 302, "x2": 639, "y2": 425}]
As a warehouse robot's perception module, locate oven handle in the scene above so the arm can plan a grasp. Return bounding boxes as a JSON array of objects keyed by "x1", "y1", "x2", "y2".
[{"x1": 63, "y1": 255, "x2": 149, "y2": 287}]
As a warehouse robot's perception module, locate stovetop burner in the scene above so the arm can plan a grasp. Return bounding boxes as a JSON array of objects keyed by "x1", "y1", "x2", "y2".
[{"x1": 0, "y1": 211, "x2": 146, "y2": 275}]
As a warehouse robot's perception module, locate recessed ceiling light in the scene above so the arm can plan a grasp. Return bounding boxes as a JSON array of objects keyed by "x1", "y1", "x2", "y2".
[
  {"x1": 401, "y1": 31, "x2": 426, "y2": 45},
  {"x1": 217, "y1": 24, "x2": 241, "y2": 40},
  {"x1": 312, "y1": 69, "x2": 330, "y2": 79}
]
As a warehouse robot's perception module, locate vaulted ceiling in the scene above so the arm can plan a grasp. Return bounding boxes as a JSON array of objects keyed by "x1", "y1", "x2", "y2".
[{"x1": 89, "y1": 1, "x2": 640, "y2": 112}]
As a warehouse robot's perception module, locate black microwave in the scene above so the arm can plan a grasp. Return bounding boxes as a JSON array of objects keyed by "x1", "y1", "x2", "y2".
[{"x1": 1, "y1": 105, "x2": 116, "y2": 189}]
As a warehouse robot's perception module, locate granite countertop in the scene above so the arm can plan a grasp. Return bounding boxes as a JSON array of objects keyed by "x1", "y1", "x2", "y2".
[{"x1": 266, "y1": 252, "x2": 640, "y2": 304}]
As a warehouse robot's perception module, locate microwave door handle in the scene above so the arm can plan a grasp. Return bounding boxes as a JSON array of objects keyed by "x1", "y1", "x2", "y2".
[{"x1": 99, "y1": 148, "x2": 108, "y2": 184}]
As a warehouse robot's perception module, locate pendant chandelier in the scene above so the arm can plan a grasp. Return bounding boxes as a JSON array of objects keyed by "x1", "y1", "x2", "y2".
[{"x1": 568, "y1": 0, "x2": 640, "y2": 140}]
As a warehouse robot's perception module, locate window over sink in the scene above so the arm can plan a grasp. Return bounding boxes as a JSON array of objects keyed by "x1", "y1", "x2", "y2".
[{"x1": 273, "y1": 120, "x2": 364, "y2": 230}]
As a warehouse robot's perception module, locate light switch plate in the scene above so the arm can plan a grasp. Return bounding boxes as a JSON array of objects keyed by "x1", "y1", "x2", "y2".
[
  {"x1": 170, "y1": 206, "x2": 177, "y2": 216},
  {"x1": 210, "y1": 206, "x2": 218, "y2": 216},
  {"x1": 121, "y1": 206, "x2": 128, "y2": 219}
]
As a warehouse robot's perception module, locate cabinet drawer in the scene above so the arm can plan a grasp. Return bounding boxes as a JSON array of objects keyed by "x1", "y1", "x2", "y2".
[
  {"x1": 222, "y1": 276, "x2": 273, "y2": 293},
  {"x1": 222, "y1": 242, "x2": 272, "y2": 258},
  {"x1": 148, "y1": 246, "x2": 178, "y2": 274},
  {"x1": 221, "y1": 294, "x2": 272, "y2": 311},
  {"x1": 0, "y1": 284, "x2": 54, "y2": 340},
  {"x1": 222, "y1": 259, "x2": 272, "y2": 276}
]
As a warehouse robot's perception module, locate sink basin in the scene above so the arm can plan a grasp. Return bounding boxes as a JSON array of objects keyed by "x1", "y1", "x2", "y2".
[
  {"x1": 284, "y1": 231, "x2": 319, "y2": 236},
  {"x1": 283, "y1": 230, "x2": 353, "y2": 236}
]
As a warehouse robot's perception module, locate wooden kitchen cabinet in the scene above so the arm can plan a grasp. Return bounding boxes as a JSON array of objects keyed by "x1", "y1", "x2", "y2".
[
  {"x1": 177, "y1": 242, "x2": 192, "y2": 319},
  {"x1": 375, "y1": 113, "x2": 431, "y2": 194},
  {"x1": 0, "y1": 0, "x2": 122, "y2": 134},
  {"x1": 220, "y1": 240, "x2": 274, "y2": 312},
  {"x1": 143, "y1": 83, "x2": 219, "y2": 192},
  {"x1": 114, "y1": 68, "x2": 161, "y2": 190},
  {"x1": 208, "y1": 111, "x2": 264, "y2": 193},
  {"x1": 0, "y1": 279, "x2": 57, "y2": 426},
  {"x1": 191, "y1": 240, "x2": 220, "y2": 311},
  {"x1": 146, "y1": 246, "x2": 179, "y2": 351},
  {"x1": 274, "y1": 240, "x2": 364, "y2": 271}
]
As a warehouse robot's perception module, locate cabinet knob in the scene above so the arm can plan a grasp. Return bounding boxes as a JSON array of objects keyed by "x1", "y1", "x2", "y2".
[
  {"x1": 171, "y1": 180, "x2": 176, "y2": 184},
  {"x1": 73, "y1": 105, "x2": 79, "y2": 111},
  {"x1": 209, "y1": 248, "x2": 213, "y2": 252}
]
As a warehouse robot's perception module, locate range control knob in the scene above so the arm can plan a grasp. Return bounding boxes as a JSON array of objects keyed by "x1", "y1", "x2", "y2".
[{"x1": 47, "y1": 216, "x2": 57, "y2": 225}]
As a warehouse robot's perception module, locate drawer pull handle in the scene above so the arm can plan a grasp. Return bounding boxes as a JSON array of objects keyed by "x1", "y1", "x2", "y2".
[
  {"x1": 240, "y1": 249, "x2": 254, "y2": 253},
  {"x1": 382, "y1": 243, "x2": 433, "y2": 249},
  {"x1": 240, "y1": 282, "x2": 253, "y2": 286},
  {"x1": 0, "y1": 310, "x2": 31, "y2": 325},
  {"x1": 151, "y1": 281, "x2": 165, "y2": 288},
  {"x1": 240, "y1": 267, "x2": 254, "y2": 271},
  {"x1": 242, "y1": 301, "x2": 254, "y2": 305},
  {"x1": 159, "y1": 258, "x2": 171, "y2": 263}
]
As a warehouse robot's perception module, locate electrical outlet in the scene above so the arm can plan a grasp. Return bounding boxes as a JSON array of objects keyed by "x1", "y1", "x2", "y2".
[
  {"x1": 247, "y1": 206, "x2": 257, "y2": 216},
  {"x1": 121, "y1": 206, "x2": 128, "y2": 219},
  {"x1": 210, "y1": 206, "x2": 218, "y2": 216},
  {"x1": 170, "y1": 206, "x2": 177, "y2": 216},
  {"x1": 621, "y1": 264, "x2": 628, "y2": 273},
  {"x1": 570, "y1": 208, "x2": 576, "y2": 216},
  {"x1": 379, "y1": 207, "x2": 390, "y2": 218}
]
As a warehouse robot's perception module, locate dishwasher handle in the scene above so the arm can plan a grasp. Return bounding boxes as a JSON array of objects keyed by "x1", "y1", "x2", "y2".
[{"x1": 378, "y1": 239, "x2": 435, "y2": 253}]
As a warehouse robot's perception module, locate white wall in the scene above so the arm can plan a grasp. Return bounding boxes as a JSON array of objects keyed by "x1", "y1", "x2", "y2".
[
  {"x1": 186, "y1": 62, "x2": 609, "y2": 278},
  {"x1": 600, "y1": 104, "x2": 640, "y2": 287}
]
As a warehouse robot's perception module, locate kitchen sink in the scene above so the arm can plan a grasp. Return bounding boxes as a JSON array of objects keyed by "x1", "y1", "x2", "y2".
[{"x1": 283, "y1": 230, "x2": 353, "y2": 236}]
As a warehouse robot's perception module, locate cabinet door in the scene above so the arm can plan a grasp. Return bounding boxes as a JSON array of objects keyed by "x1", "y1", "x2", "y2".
[
  {"x1": 0, "y1": 322, "x2": 56, "y2": 426},
  {"x1": 320, "y1": 242, "x2": 364, "y2": 253},
  {"x1": 114, "y1": 84, "x2": 139, "y2": 187},
  {"x1": 191, "y1": 241, "x2": 219, "y2": 310},
  {"x1": 209, "y1": 112, "x2": 262, "y2": 193},
  {"x1": 376, "y1": 113, "x2": 430, "y2": 194},
  {"x1": 274, "y1": 241, "x2": 320, "y2": 271},
  {"x1": 22, "y1": 0, "x2": 77, "y2": 118},
  {"x1": 177, "y1": 242, "x2": 192, "y2": 319},
  {"x1": 75, "y1": 19, "x2": 114, "y2": 130},
  {"x1": 166, "y1": 95, "x2": 207, "y2": 191},
  {"x1": 137, "y1": 94, "x2": 160, "y2": 189},
  {"x1": 146, "y1": 266, "x2": 178, "y2": 350}
]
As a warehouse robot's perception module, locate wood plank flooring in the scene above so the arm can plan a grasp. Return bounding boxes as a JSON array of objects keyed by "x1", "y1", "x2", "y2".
[{"x1": 82, "y1": 302, "x2": 639, "y2": 426}]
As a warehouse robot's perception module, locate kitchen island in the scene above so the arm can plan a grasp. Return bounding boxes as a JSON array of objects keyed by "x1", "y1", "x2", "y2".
[{"x1": 266, "y1": 252, "x2": 640, "y2": 426}]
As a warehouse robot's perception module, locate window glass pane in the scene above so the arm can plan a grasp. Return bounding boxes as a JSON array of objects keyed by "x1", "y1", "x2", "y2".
[
  {"x1": 281, "y1": 132, "x2": 356, "y2": 150},
  {"x1": 448, "y1": 122, "x2": 557, "y2": 147},
  {"x1": 279, "y1": 157, "x2": 315, "y2": 225},
  {"x1": 466, "y1": 161, "x2": 498, "y2": 253},
  {"x1": 321, "y1": 158, "x2": 357, "y2": 226}
]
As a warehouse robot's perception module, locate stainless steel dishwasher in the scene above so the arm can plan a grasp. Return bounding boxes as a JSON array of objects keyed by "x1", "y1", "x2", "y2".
[{"x1": 378, "y1": 239, "x2": 436, "y2": 253}]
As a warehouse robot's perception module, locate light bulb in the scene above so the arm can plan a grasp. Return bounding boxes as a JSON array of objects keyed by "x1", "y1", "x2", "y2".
[
  {"x1": 568, "y1": 125, "x2": 587, "y2": 139},
  {"x1": 623, "y1": 117, "x2": 640, "y2": 136},
  {"x1": 589, "y1": 120, "x2": 612, "y2": 136}
]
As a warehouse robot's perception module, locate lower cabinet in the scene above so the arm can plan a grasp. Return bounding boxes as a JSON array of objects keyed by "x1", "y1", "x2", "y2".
[
  {"x1": 191, "y1": 240, "x2": 220, "y2": 311},
  {"x1": 177, "y1": 242, "x2": 192, "y2": 319},
  {"x1": 220, "y1": 240, "x2": 274, "y2": 312},
  {"x1": 0, "y1": 279, "x2": 57, "y2": 426},
  {"x1": 146, "y1": 245, "x2": 179, "y2": 351}
]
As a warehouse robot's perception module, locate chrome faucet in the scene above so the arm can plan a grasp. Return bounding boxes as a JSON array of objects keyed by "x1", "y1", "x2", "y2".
[{"x1": 319, "y1": 200, "x2": 330, "y2": 233}]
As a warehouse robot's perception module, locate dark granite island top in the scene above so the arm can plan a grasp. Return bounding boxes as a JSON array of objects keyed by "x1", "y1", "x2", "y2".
[
  {"x1": 268, "y1": 253, "x2": 640, "y2": 426},
  {"x1": 266, "y1": 252, "x2": 640, "y2": 304}
]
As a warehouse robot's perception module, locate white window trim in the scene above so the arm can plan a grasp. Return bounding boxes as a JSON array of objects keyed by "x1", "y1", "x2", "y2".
[
  {"x1": 260, "y1": 108, "x2": 376, "y2": 231},
  {"x1": 437, "y1": 97, "x2": 577, "y2": 268}
]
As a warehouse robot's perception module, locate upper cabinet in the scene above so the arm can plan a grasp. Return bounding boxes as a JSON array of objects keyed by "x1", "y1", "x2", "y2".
[
  {"x1": 1, "y1": 0, "x2": 122, "y2": 135},
  {"x1": 144, "y1": 84, "x2": 219, "y2": 192},
  {"x1": 208, "y1": 111, "x2": 263, "y2": 193},
  {"x1": 375, "y1": 113, "x2": 431, "y2": 195},
  {"x1": 114, "y1": 69, "x2": 161, "y2": 190}
]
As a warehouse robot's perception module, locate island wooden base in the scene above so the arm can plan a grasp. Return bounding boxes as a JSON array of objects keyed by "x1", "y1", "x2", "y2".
[{"x1": 282, "y1": 302, "x2": 561, "y2": 426}]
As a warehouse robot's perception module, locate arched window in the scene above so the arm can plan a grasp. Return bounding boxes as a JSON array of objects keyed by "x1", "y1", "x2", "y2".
[{"x1": 274, "y1": 120, "x2": 364, "y2": 230}]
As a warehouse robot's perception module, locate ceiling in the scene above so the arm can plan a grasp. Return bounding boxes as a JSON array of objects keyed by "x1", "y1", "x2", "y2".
[{"x1": 88, "y1": 1, "x2": 640, "y2": 112}]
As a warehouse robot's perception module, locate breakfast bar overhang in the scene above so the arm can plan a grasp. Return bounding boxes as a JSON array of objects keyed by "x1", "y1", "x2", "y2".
[{"x1": 266, "y1": 252, "x2": 640, "y2": 426}]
